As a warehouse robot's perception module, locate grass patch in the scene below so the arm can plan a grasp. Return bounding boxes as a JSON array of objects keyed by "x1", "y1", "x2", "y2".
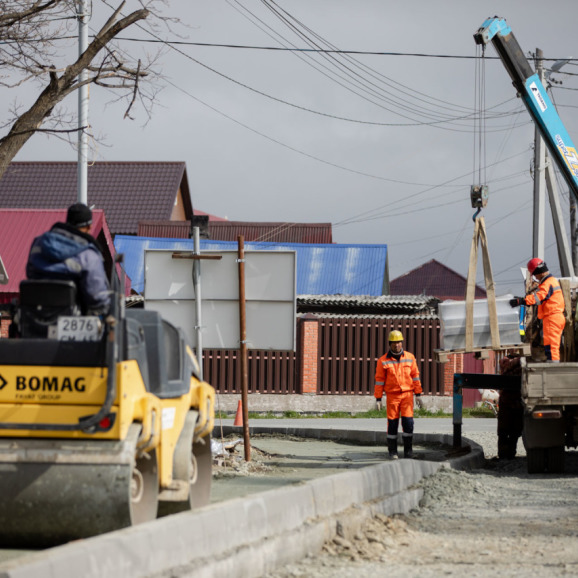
[
  {"x1": 217, "y1": 405, "x2": 496, "y2": 420},
  {"x1": 463, "y1": 406, "x2": 496, "y2": 418}
]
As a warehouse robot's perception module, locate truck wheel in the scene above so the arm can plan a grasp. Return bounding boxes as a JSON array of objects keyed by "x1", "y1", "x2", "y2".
[
  {"x1": 526, "y1": 448, "x2": 547, "y2": 473},
  {"x1": 546, "y1": 446, "x2": 565, "y2": 473}
]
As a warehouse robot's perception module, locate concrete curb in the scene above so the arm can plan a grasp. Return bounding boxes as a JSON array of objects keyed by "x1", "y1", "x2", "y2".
[
  {"x1": 0, "y1": 430, "x2": 485, "y2": 578},
  {"x1": 214, "y1": 393, "x2": 453, "y2": 414}
]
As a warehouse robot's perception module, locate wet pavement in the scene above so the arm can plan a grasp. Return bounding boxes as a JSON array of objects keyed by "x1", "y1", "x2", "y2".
[{"x1": 210, "y1": 432, "x2": 453, "y2": 503}]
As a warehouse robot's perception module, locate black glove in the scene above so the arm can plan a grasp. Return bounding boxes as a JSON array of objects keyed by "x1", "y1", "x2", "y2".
[{"x1": 509, "y1": 296, "x2": 524, "y2": 308}]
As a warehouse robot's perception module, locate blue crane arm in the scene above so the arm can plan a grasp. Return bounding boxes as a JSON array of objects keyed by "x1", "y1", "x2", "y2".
[{"x1": 474, "y1": 17, "x2": 578, "y2": 202}]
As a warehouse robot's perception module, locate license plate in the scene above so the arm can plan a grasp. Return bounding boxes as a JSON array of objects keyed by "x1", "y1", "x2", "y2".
[{"x1": 56, "y1": 317, "x2": 102, "y2": 341}]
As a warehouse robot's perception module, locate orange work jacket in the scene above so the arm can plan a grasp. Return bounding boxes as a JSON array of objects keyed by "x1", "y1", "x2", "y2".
[
  {"x1": 524, "y1": 274, "x2": 565, "y2": 320},
  {"x1": 374, "y1": 350, "x2": 422, "y2": 399}
]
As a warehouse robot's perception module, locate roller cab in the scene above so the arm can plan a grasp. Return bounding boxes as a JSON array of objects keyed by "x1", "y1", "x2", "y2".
[{"x1": 0, "y1": 279, "x2": 215, "y2": 547}]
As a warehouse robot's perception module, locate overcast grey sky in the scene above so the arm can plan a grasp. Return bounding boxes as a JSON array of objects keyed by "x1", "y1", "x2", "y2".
[{"x1": 5, "y1": 1, "x2": 578, "y2": 296}]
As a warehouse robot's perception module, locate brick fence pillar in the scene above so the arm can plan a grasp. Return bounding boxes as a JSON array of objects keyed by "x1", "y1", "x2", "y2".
[
  {"x1": 299, "y1": 315, "x2": 319, "y2": 394},
  {"x1": 443, "y1": 353, "x2": 463, "y2": 395},
  {"x1": 0, "y1": 318, "x2": 10, "y2": 339}
]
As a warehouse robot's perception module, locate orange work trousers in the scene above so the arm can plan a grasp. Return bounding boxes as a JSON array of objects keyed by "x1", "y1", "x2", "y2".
[
  {"x1": 543, "y1": 312, "x2": 566, "y2": 361},
  {"x1": 386, "y1": 391, "x2": 414, "y2": 420}
]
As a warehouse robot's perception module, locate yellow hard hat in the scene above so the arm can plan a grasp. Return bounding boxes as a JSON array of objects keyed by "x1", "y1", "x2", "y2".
[{"x1": 388, "y1": 330, "x2": 404, "y2": 342}]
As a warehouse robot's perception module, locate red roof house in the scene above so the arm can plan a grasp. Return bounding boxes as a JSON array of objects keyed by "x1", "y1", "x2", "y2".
[
  {"x1": 0, "y1": 162, "x2": 194, "y2": 236},
  {"x1": 390, "y1": 259, "x2": 487, "y2": 300},
  {"x1": 0, "y1": 209, "x2": 127, "y2": 305}
]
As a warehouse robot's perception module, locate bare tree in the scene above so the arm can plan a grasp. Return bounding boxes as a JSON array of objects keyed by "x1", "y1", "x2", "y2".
[{"x1": 0, "y1": 0, "x2": 166, "y2": 178}]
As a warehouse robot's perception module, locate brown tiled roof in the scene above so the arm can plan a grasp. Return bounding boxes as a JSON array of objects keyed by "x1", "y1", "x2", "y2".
[
  {"x1": 209, "y1": 221, "x2": 333, "y2": 243},
  {"x1": 138, "y1": 221, "x2": 190, "y2": 238},
  {"x1": 0, "y1": 162, "x2": 192, "y2": 236},
  {"x1": 390, "y1": 259, "x2": 487, "y2": 300},
  {"x1": 138, "y1": 220, "x2": 333, "y2": 243}
]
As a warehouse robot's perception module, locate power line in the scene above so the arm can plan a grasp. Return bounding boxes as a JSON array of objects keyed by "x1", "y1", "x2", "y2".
[
  {"x1": 256, "y1": 0, "x2": 470, "y2": 124},
  {"x1": 158, "y1": 41, "x2": 528, "y2": 132},
  {"x1": 333, "y1": 149, "x2": 532, "y2": 228},
  {"x1": 214, "y1": 1, "x2": 529, "y2": 129},
  {"x1": 96, "y1": 3, "x2": 535, "y2": 132},
  {"x1": 97, "y1": 3, "x2": 504, "y2": 188},
  {"x1": 111, "y1": 36, "x2": 578, "y2": 63}
]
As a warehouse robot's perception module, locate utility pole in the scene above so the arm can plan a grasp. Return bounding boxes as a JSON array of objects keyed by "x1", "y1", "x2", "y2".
[
  {"x1": 237, "y1": 236, "x2": 250, "y2": 462},
  {"x1": 192, "y1": 227, "x2": 203, "y2": 381},
  {"x1": 532, "y1": 48, "x2": 546, "y2": 260},
  {"x1": 533, "y1": 48, "x2": 575, "y2": 277},
  {"x1": 77, "y1": 0, "x2": 89, "y2": 205}
]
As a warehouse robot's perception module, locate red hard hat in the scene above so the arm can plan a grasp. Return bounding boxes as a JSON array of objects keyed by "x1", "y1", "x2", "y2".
[{"x1": 527, "y1": 258, "x2": 544, "y2": 274}]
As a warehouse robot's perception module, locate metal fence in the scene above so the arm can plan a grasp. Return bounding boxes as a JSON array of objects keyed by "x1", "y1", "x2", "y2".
[
  {"x1": 317, "y1": 318, "x2": 443, "y2": 395},
  {"x1": 203, "y1": 316, "x2": 443, "y2": 395},
  {"x1": 203, "y1": 349, "x2": 296, "y2": 394}
]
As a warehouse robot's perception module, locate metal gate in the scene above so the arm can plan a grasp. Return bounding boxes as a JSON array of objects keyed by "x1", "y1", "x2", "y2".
[
  {"x1": 318, "y1": 317, "x2": 443, "y2": 395},
  {"x1": 203, "y1": 349, "x2": 296, "y2": 394}
]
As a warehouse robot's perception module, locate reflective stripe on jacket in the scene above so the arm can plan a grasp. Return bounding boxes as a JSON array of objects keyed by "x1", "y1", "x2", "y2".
[
  {"x1": 524, "y1": 274, "x2": 565, "y2": 320},
  {"x1": 374, "y1": 350, "x2": 422, "y2": 399}
]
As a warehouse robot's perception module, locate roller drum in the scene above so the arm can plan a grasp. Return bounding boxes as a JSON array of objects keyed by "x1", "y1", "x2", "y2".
[{"x1": 0, "y1": 424, "x2": 158, "y2": 548}]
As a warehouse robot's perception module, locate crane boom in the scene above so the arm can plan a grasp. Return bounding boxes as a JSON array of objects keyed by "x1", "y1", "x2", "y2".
[{"x1": 474, "y1": 17, "x2": 578, "y2": 203}]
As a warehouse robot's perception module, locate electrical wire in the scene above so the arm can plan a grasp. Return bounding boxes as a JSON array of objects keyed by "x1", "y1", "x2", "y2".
[
  {"x1": 333, "y1": 149, "x2": 531, "y2": 229},
  {"x1": 235, "y1": 0, "x2": 521, "y2": 129},
  {"x1": 98, "y1": 35, "x2": 578, "y2": 64},
  {"x1": 257, "y1": 0, "x2": 469, "y2": 121},
  {"x1": 99, "y1": 0, "x2": 513, "y2": 133},
  {"x1": 93, "y1": 6, "x2": 519, "y2": 190},
  {"x1": 94, "y1": 1, "x2": 533, "y2": 134}
]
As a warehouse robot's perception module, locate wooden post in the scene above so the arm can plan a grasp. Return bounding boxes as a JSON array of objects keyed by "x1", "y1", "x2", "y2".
[
  {"x1": 465, "y1": 216, "x2": 500, "y2": 351},
  {"x1": 237, "y1": 236, "x2": 250, "y2": 461}
]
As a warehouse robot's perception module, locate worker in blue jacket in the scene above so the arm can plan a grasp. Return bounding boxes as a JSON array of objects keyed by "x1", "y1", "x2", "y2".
[{"x1": 26, "y1": 203, "x2": 111, "y2": 316}]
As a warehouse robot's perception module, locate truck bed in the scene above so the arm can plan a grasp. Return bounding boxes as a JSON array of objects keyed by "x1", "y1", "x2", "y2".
[{"x1": 523, "y1": 362, "x2": 578, "y2": 408}]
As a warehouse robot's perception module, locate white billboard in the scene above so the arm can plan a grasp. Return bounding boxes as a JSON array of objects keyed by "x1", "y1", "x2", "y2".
[{"x1": 144, "y1": 250, "x2": 296, "y2": 350}]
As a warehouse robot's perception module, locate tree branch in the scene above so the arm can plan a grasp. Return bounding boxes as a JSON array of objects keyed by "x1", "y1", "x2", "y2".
[
  {"x1": 0, "y1": 1, "x2": 60, "y2": 27},
  {"x1": 0, "y1": 3, "x2": 151, "y2": 176},
  {"x1": 124, "y1": 59, "x2": 141, "y2": 120}
]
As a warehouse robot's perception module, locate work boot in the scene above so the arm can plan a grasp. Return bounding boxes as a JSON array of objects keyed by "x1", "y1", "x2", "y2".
[
  {"x1": 387, "y1": 438, "x2": 398, "y2": 460},
  {"x1": 403, "y1": 436, "x2": 414, "y2": 459}
]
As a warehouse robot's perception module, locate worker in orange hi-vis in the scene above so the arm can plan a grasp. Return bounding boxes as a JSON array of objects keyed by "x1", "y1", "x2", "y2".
[
  {"x1": 374, "y1": 330, "x2": 422, "y2": 459},
  {"x1": 509, "y1": 258, "x2": 566, "y2": 362}
]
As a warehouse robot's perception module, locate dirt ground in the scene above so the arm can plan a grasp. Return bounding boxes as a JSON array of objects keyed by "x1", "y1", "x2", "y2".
[{"x1": 265, "y1": 432, "x2": 578, "y2": 578}]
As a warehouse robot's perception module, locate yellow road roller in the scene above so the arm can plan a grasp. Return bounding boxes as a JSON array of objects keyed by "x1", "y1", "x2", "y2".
[{"x1": 0, "y1": 275, "x2": 215, "y2": 548}]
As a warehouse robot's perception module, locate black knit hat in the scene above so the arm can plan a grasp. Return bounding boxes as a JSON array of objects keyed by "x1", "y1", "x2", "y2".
[{"x1": 66, "y1": 203, "x2": 92, "y2": 228}]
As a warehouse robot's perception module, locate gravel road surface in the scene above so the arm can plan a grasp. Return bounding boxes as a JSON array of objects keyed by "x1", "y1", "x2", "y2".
[{"x1": 267, "y1": 431, "x2": 578, "y2": 578}]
